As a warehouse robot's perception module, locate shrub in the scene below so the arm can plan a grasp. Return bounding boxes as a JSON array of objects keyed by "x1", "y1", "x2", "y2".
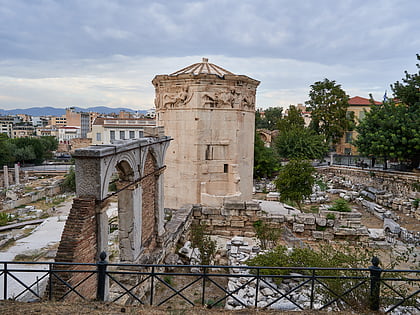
[
  {"x1": 329, "y1": 198, "x2": 351, "y2": 212},
  {"x1": 326, "y1": 213, "x2": 336, "y2": 220},
  {"x1": 253, "y1": 220, "x2": 282, "y2": 250},
  {"x1": 190, "y1": 222, "x2": 216, "y2": 265}
]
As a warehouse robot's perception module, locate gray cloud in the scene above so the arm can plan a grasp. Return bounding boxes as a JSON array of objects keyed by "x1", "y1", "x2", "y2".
[{"x1": 0, "y1": 0, "x2": 418, "y2": 110}]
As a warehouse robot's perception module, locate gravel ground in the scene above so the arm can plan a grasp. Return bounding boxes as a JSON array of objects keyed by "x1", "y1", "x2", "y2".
[{"x1": 0, "y1": 301, "x2": 377, "y2": 315}]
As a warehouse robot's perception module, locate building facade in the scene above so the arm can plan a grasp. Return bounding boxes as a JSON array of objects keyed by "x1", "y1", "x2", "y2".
[
  {"x1": 336, "y1": 96, "x2": 381, "y2": 155},
  {"x1": 89, "y1": 117, "x2": 157, "y2": 145},
  {"x1": 153, "y1": 58, "x2": 260, "y2": 208}
]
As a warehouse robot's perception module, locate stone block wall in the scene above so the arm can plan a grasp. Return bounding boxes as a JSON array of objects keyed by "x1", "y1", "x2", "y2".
[
  {"x1": 317, "y1": 166, "x2": 420, "y2": 218},
  {"x1": 191, "y1": 201, "x2": 368, "y2": 242},
  {"x1": 318, "y1": 166, "x2": 419, "y2": 199},
  {"x1": 192, "y1": 201, "x2": 262, "y2": 238},
  {"x1": 52, "y1": 197, "x2": 97, "y2": 300}
]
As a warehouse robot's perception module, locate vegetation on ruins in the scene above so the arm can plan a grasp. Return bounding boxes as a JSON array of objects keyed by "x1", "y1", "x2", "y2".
[
  {"x1": 274, "y1": 159, "x2": 315, "y2": 210},
  {"x1": 355, "y1": 55, "x2": 420, "y2": 169},
  {"x1": 306, "y1": 78, "x2": 354, "y2": 147},
  {"x1": 190, "y1": 221, "x2": 217, "y2": 265},
  {"x1": 253, "y1": 131, "x2": 279, "y2": 179},
  {"x1": 253, "y1": 219, "x2": 282, "y2": 250},
  {"x1": 0, "y1": 135, "x2": 58, "y2": 166},
  {"x1": 246, "y1": 242, "x2": 414, "y2": 311},
  {"x1": 61, "y1": 166, "x2": 76, "y2": 192},
  {"x1": 329, "y1": 198, "x2": 352, "y2": 212}
]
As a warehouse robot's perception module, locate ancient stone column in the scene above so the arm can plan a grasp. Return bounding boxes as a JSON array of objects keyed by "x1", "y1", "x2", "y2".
[
  {"x1": 14, "y1": 163, "x2": 20, "y2": 185},
  {"x1": 3, "y1": 165, "x2": 9, "y2": 188}
]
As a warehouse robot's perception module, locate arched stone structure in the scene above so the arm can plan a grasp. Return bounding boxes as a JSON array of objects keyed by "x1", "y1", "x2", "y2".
[{"x1": 56, "y1": 136, "x2": 171, "y2": 267}]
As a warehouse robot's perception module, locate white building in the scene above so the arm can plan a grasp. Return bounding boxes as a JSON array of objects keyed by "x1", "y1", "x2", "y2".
[
  {"x1": 58, "y1": 126, "x2": 81, "y2": 143},
  {"x1": 89, "y1": 117, "x2": 156, "y2": 145}
]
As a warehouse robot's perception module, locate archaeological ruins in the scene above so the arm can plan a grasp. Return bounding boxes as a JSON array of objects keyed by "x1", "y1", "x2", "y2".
[{"x1": 153, "y1": 58, "x2": 260, "y2": 208}]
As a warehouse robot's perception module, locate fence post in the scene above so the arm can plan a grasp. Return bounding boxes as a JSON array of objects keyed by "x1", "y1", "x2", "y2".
[
  {"x1": 3, "y1": 263, "x2": 7, "y2": 300},
  {"x1": 97, "y1": 251, "x2": 108, "y2": 301},
  {"x1": 369, "y1": 256, "x2": 382, "y2": 311}
]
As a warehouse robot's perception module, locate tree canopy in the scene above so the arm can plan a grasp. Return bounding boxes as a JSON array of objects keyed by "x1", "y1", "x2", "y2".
[
  {"x1": 306, "y1": 78, "x2": 352, "y2": 146},
  {"x1": 0, "y1": 136, "x2": 58, "y2": 166},
  {"x1": 256, "y1": 107, "x2": 283, "y2": 130},
  {"x1": 274, "y1": 159, "x2": 315, "y2": 210},
  {"x1": 355, "y1": 55, "x2": 420, "y2": 169},
  {"x1": 254, "y1": 131, "x2": 279, "y2": 179},
  {"x1": 275, "y1": 105, "x2": 328, "y2": 160}
]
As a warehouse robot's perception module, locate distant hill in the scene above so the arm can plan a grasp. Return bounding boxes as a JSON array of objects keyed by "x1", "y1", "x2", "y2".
[{"x1": 0, "y1": 106, "x2": 148, "y2": 116}]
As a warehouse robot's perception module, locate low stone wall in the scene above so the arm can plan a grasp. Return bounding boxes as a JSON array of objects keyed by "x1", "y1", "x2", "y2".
[
  {"x1": 318, "y1": 166, "x2": 420, "y2": 198},
  {"x1": 1, "y1": 185, "x2": 62, "y2": 210},
  {"x1": 191, "y1": 201, "x2": 368, "y2": 242},
  {"x1": 192, "y1": 201, "x2": 263, "y2": 238},
  {"x1": 317, "y1": 166, "x2": 420, "y2": 218}
]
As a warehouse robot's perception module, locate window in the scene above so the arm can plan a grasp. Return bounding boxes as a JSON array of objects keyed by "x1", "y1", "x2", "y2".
[
  {"x1": 346, "y1": 111, "x2": 355, "y2": 119},
  {"x1": 129, "y1": 131, "x2": 135, "y2": 139},
  {"x1": 224, "y1": 164, "x2": 228, "y2": 173},
  {"x1": 359, "y1": 111, "x2": 366, "y2": 120},
  {"x1": 120, "y1": 131, "x2": 125, "y2": 140},
  {"x1": 345, "y1": 132, "x2": 353, "y2": 143},
  {"x1": 110, "y1": 130, "x2": 115, "y2": 140},
  {"x1": 344, "y1": 148, "x2": 352, "y2": 155},
  {"x1": 96, "y1": 133, "x2": 101, "y2": 141}
]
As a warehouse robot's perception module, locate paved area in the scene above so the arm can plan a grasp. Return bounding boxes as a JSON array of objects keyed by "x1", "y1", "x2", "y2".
[
  {"x1": 254, "y1": 200, "x2": 301, "y2": 216},
  {"x1": 0, "y1": 199, "x2": 73, "y2": 300}
]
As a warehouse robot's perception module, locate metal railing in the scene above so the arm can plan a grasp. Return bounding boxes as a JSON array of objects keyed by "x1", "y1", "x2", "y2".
[{"x1": 0, "y1": 254, "x2": 419, "y2": 313}]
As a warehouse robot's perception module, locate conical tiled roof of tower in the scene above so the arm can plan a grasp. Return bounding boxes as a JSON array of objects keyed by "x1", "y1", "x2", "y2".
[{"x1": 170, "y1": 58, "x2": 235, "y2": 77}]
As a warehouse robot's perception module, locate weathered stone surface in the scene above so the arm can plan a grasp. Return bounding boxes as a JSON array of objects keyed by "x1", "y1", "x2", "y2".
[
  {"x1": 293, "y1": 223, "x2": 304, "y2": 233},
  {"x1": 312, "y1": 231, "x2": 324, "y2": 239}
]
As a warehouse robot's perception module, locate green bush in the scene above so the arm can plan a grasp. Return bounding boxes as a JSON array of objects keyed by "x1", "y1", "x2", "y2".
[
  {"x1": 329, "y1": 198, "x2": 351, "y2": 212},
  {"x1": 253, "y1": 220, "x2": 282, "y2": 250},
  {"x1": 190, "y1": 222, "x2": 216, "y2": 265},
  {"x1": 0, "y1": 212, "x2": 12, "y2": 226},
  {"x1": 246, "y1": 243, "x2": 375, "y2": 310},
  {"x1": 326, "y1": 213, "x2": 336, "y2": 220}
]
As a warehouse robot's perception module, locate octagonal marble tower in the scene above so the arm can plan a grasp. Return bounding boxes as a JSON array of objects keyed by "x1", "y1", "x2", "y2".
[{"x1": 152, "y1": 58, "x2": 260, "y2": 208}]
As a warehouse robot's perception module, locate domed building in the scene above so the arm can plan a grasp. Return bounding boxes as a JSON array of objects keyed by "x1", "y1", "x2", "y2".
[{"x1": 152, "y1": 58, "x2": 260, "y2": 208}]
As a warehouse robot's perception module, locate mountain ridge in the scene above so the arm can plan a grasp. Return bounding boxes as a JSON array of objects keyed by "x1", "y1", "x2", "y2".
[{"x1": 0, "y1": 106, "x2": 149, "y2": 116}]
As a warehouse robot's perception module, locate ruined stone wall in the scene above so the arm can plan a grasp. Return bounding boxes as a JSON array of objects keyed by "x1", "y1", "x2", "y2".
[
  {"x1": 192, "y1": 201, "x2": 262, "y2": 238},
  {"x1": 317, "y1": 166, "x2": 420, "y2": 198},
  {"x1": 191, "y1": 201, "x2": 368, "y2": 242},
  {"x1": 53, "y1": 197, "x2": 97, "y2": 300},
  {"x1": 69, "y1": 138, "x2": 92, "y2": 152},
  {"x1": 141, "y1": 152, "x2": 157, "y2": 249}
]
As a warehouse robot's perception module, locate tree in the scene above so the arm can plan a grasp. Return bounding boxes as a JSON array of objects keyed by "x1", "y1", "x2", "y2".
[
  {"x1": 355, "y1": 99, "x2": 420, "y2": 169},
  {"x1": 274, "y1": 159, "x2": 315, "y2": 210},
  {"x1": 277, "y1": 105, "x2": 305, "y2": 133},
  {"x1": 275, "y1": 127, "x2": 328, "y2": 160},
  {"x1": 256, "y1": 107, "x2": 283, "y2": 130},
  {"x1": 254, "y1": 132, "x2": 279, "y2": 179},
  {"x1": 355, "y1": 56, "x2": 420, "y2": 169},
  {"x1": 306, "y1": 79, "x2": 352, "y2": 146}
]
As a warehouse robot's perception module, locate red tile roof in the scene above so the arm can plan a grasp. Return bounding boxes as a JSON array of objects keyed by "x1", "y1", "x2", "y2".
[{"x1": 349, "y1": 96, "x2": 381, "y2": 105}]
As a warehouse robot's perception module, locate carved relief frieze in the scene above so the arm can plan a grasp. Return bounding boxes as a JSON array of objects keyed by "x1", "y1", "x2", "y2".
[
  {"x1": 201, "y1": 87, "x2": 255, "y2": 110},
  {"x1": 156, "y1": 86, "x2": 193, "y2": 110}
]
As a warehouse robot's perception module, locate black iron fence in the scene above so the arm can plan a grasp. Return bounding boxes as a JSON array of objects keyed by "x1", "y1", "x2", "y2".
[{"x1": 0, "y1": 255, "x2": 419, "y2": 313}]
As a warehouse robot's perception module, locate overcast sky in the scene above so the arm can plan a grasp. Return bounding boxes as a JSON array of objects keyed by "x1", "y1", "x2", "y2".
[{"x1": 0, "y1": 0, "x2": 419, "y2": 111}]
